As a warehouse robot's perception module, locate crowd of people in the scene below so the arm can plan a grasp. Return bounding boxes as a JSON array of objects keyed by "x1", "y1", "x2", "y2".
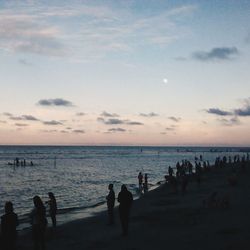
[
  {"x1": 1, "y1": 152, "x2": 249, "y2": 249},
  {"x1": 1, "y1": 192, "x2": 57, "y2": 250},
  {"x1": 164, "y1": 153, "x2": 250, "y2": 195},
  {"x1": 8, "y1": 158, "x2": 34, "y2": 167}
]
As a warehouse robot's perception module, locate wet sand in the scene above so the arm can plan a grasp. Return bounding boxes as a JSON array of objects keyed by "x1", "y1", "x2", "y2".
[{"x1": 18, "y1": 163, "x2": 250, "y2": 250}]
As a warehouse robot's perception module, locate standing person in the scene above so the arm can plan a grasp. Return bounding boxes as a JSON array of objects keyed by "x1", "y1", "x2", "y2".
[
  {"x1": 47, "y1": 192, "x2": 57, "y2": 228},
  {"x1": 30, "y1": 196, "x2": 47, "y2": 250},
  {"x1": 106, "y1": 184, "x2": 115, "y2": 225},
  {"x1": 143, "y1": 173, "x2": 148, "y2": 193},
  {"x1": 1, "y1": 201, "x2": 19, "y2": 250},
  {"x1": 117, "y1": 185, "x2": 133, "y2": 236},
  {"x1": 138, "y1": 172, "x2": 143, "y2": 191}
]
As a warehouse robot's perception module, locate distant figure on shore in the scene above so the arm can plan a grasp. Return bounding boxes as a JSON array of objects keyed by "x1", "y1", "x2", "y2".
[
  {"x1": 143, "y1": 173, "x2": 148, "y2": 193},
  {"x1": 138, "y1": 172, "x2": 143, "y2": 191},
  {"x1": 1, "y1": 201, "x2": 19, "y2": 250},
  {"x1": 30, "y1": 196, "x2": 47, "y2": 250},
  {"x1": 14, "y1": 158, "x2": 19, "y2": 166},
  {"x1": 106, "y1": 184, "x2": 115, "y2": 225},
  {"x1": 168, "y1": 166, "x2": 173, "y2": 176},
  {"x1": 47, "y1": 192, "x2": 57, "y2": 228},
  {"x1": 117, "y1": 185, "x2": 133, "y2": 236},
  {"x1": 30, "y1": 161, "x2": 34, "y2": 166}
]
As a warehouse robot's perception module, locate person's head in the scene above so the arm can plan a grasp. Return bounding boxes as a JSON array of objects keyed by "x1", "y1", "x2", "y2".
[
  {"x1": 108, "y1": 184, "x2": 113, "y2": 190},
  {"x1": 33, "y1": 195, "x2": 44, "y2": 208},
  {"x1": 5, "y1": 201, "x2": 13, "y2": 214},
  {"x1": 121, "y1": 184, "x2": 127, "y2": 192},
  {"x1": 48, "y1": 192, "x2": 55, "y2": 200}
]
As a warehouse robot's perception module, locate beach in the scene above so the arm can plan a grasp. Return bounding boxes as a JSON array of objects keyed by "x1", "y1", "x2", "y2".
[{"x1": 16, "y1": 161, "x2": 250, "y2": 250}]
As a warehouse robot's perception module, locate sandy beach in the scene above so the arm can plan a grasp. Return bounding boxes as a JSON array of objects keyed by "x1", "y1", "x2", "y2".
[{"x1": 12, "y1": 162, "x2": 250, "y2": 250}]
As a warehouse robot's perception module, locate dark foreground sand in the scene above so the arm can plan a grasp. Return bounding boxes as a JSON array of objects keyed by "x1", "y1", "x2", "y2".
[{"x1": 18, "y1": 164, "x2": 250, "y2": 250}]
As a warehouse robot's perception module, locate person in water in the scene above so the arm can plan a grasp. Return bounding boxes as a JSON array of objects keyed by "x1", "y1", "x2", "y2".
[
  {"x1": 117, "y1": 184, "x2": 133, "y2": 236},
  {"x1": 30, "y1": 196, "x2": 47, "y2": 250},
  {"x1": 1, "y1": 201, "x2": 19, "y2": 250},
  {"x1": 47, "y1": 192, "x2": 57, "y2": 228},
  {"x1": 106, "y1": 184, "x2": 115, "y2": 225}
]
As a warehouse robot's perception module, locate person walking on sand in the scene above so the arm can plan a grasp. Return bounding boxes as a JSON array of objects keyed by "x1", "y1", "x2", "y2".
[
  {"x1": 1, "y1": 201, "x2": 19, "y2": 250},
  {"x1": 47, "y1": 192, "x2": 57, "y2": 228},
  {"x1": 106, "y1": 184, "x2": 115, "y2": 225},
  {"x1": 30, "y1": 196, "x2": 47, "y2": 250},
  {"x1": 118, "y1": 184, "x2": 133, "y2": 236}
]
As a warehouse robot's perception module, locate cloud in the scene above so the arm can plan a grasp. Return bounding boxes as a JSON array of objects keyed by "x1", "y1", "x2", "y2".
[
  {"x1": 218, "y1": 117, "x2": 240, "y2": 126},
  {"x1": 9, "y1": 114, "x2": 40, "y2": 121},
  {"x1": 168, "y1": 116, "x2": 181, "y2": 122},
  {"x1": 43, "y1": 120, "x2": 63, "y2": 125},
  {"x1": 206, "y1": 108, "x2": 232, "y2": 116},
  {"x1": 60, "y1": 130, "x2": 69, "y2": 133},
  {"x1": 108, "y1": 128, "x2": 126, "y2": 132},
  {"x1": 234, "y1": 98, "x2": 250, "y2": 116},
  {"x1": 77, "y1": 4, "x2": 196, "y2": 60},
  {"x1": 97, "y1": 117, "x2": 143, "y2": 126},
  {"x1": 100, "y1": 111, "x2": 119, "y2": 117},
  {"x1": 37, "y1": 98, "x2": 74, "y2": 107},
  {"x1": 139, "y1": 112, "x2": 159, "y2": 117},
  {"x1": 0, "y1": 10, "x2": 65, "y2": 56},
  {"x1": 15, "y1": 123, "x2": 29, "y2": 127},
  {"x1": 76, "y1": 112, "x2": 85, "y2": 116},
  {"x1": 98, "y1": 118, "x2": 123, "y2": 125},
  {"x1": 72, "y1": 129, "x2": 85, "y2": 133},
  {"x1": 206, "y1": 98, "x2": 250, "y2": 117},
  {"x1": 3, "y1": 112, "x2": 13, "y2": 117},
  {"x1": 166, "y1": 127, "x2": 175, "y2": 131},
  {"x1": 0, "y1": 3, "x2": 196, "y2": 61},
  {"x1": 126, "y1": 121, "x2": 144, "y2": 125},
  {"x1": 192, "y1": 47, "x2": 239, "y2": 61}
]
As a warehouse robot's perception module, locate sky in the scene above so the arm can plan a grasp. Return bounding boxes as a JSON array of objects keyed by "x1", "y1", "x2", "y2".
[{"x1": 0, "y1": 0, "x2": 250, "y2": 146}]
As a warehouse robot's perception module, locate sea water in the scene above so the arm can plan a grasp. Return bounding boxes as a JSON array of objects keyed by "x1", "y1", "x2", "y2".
[{"x1": 0, "y1": 146, "x2": 249, "y2": 228}]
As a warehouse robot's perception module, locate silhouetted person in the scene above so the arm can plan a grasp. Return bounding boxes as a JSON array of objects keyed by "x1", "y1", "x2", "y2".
[
  {"x1": 15, "y1": 158, "x2": 19, "y2": 166},
  {"x1": 1, "y1": 202, "x2": 19, "y2": 250},
  {"x1": 106, "y1": 184, "x2": 115, "y2": 225},
  {"x1": 143, "y1": 173, "x2": 148, "y2": 193},
  {"x1": 47, "y1": 192, "x2": 57, "y2": 228},
  {"x1": 168, "y1": 166, "x2": 173, "y2": 176},
  {"x1": 117, "y1": 185, "x2": 133, "y2": 236},
  {"x1": 138, "y1": 172, "x2": 143, "y2": 192},
  {"x1": 30, "y1": 196, "x2": 47, "y2": 250}
]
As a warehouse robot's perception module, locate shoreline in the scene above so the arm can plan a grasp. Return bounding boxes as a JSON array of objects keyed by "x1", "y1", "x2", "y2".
[
  {"x1": 17, "y1": 182, "x2": 161, "y2": 231},
  {"x1": 14, "y1": 160, "x2": 250, "y2": 250}
]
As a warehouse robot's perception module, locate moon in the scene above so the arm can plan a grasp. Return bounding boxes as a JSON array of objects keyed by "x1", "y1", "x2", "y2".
[{"x1": 163, "y1": 78, "x2": 168, "y2": 84}]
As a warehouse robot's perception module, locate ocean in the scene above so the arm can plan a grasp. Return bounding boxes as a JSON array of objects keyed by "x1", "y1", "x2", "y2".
[{"x1": 0, "y1": 145, "x2": 249, "y2": 229}]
